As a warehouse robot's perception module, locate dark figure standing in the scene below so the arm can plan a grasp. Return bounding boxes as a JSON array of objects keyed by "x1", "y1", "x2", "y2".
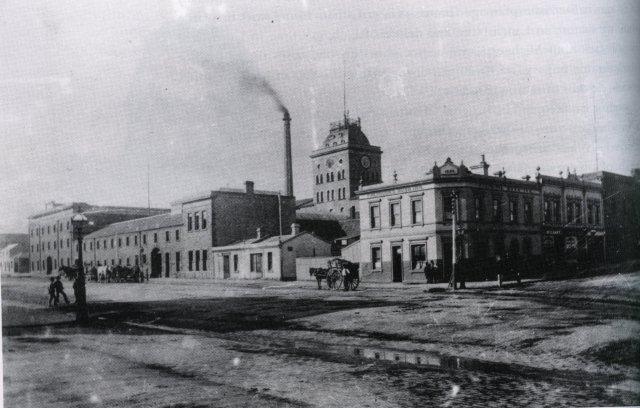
[
  {"x1": 423, "y1": 261, "x2": 432, "y2": 283},
  {"x1": 54, "y1": 276, "x2": 70, "y2": 304},
  {"x1": 48, "y1": 277, "x2": 57, "y2": 307}
]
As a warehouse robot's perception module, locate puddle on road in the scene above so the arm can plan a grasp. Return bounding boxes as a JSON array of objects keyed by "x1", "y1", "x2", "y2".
[{"x1": 239, "y1": 334, "x2": 621, "y2": 385}]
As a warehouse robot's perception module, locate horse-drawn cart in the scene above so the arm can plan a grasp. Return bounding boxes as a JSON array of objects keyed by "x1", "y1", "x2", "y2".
[{"x1": 309, "y1": 258, "x2": 360, "y2": 291}]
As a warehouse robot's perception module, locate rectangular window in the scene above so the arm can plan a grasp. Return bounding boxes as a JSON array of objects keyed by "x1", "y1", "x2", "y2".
[
  {"x1": 175, "y1": 252, "x2": 181, "y2": 272},
  {"x1": 492, "y1": 196, "x2": 502, "y2": 222},
  {"x1": 544, "y1": 200, "x2": 551, "y2": 223},
  {"x1": 410, "y1": 244, "x2": 426, "y2": 270},
  {"x1": 524, "y1": 200, "x2": 533, "y2": 224},
  {"x1": 474, "y1": 195, "x2": 483, "y2": 221},
  {"x1": 188, "y1": 250, "x2": 193, "y2": 271},
  {"x1": 390, "y1": 202, "x2": 401, "y2": 227},
  {"x1": 370, "y1": 203, "x2": 380, "y2": 228},
  {"x1": 187, "y1": 213, "x2": 192, "y2": 231},
  {"x1": 135, "y1": 255, "x2": 139, "y2": 266},
  {"x1": 553, "y1": 200, "x2": 561, "y2": 224},
  {"x1": 411, "y1": 199, "x2": 423, "y2": 224},
  {"x1": 575, "y1": 201, "x2": 582, "y2": 224},
  {"x1": 134, "y1": 235, "x2": 137, "y2": 246},
  {"x1": 267, "y1": 252, "x2": 273, "y2": 271},
  {"x1": 202, "y1": 250, "x2": 207, "y2": 271},
  {"x1": 118, "y1": 259, "x2": 122, "y2": 266},
  {"x1": 371, "y1": 246, "x2": 382, "y2": 270},
  {"x1": 201, "y1": 211, "x2": 207, "y2": 229},
  {"x1": 443, "y1": 194, "x2": 457, "y2": 222},
  {"x1": 97, "y1": 241, "x2": 100, "y2": 250},
  {"x1": 126, "y1": 236, "x2": 130, "y2": 246},
  {"x1": 233, "y1": 254, "x2": 238, "y2": 272},
  {"x1": 118, "y1": 238, "x2": 122, "y2": 247},
  {"x1": 165, "y1": 231, "x2": 170, "y2": 242},
  {"x1": 126, "y1": 257, "x2": 130, "y2": 266},
  {"x1": 194, "y1": 212, "x2": 200, "y2": 230},
  {"x1": 143, "y1": 234, "x2": 147, "y2": 245},
  {"x1": 195, "y1": 250, "x2": 200, "y2": 271},
  {"x1": 509, "y1": 198, "x2": 518, "y2": 223},
  {"x1": 153, "y1": 233, "x2": 158, "y2": 243},
  {"x1": 175, "y1": 229, "x2": 180, "y2": 241},
  {"x1": 250, "y1": 253, "x2": 263, "y2": 273},
  {"x1": 567, "y1": 201, "x2": 574, "y2": 224}
]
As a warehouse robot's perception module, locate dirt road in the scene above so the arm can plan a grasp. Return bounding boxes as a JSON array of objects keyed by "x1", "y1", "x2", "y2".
[{"x1": 2, "y1": 274, "x2": 639, "y2": 407}]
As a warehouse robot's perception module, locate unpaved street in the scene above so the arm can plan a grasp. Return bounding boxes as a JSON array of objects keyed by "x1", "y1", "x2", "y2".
[{"x1": 3, "y1": 274, "x2": 639, "y2": 407}]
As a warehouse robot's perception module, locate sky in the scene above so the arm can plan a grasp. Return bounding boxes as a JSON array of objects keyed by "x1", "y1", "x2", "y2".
[{"x1": 1, "y1": 0, "x2": 639, "y2": 233}]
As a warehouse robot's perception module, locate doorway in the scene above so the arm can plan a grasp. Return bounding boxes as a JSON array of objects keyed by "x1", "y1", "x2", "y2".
[
  {"x1": 150, "y1": 248, "x2": 162, "y2": 278},
  {"x1": 222, "y1": 254, "x2": 230, "y2": 279},
  {"x1": 46, "y1": 256, "x2": 53, "y2": 275},
  {"x1": 392, "y1": 245, "x2": 403, "y2": 282}
]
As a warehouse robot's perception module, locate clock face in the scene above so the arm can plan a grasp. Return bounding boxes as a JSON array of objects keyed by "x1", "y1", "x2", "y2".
[
  {"x1": 326, "y1": 158, "x2": 334, "y2": 168},
  {"x1": 361, "y1": 155, "x2": 371, "y2": 169}
]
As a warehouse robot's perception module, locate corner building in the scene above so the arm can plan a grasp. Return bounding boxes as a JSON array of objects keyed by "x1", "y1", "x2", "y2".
[{"x1": 356, "y1": 158, "x2": 605, "y2": 283}]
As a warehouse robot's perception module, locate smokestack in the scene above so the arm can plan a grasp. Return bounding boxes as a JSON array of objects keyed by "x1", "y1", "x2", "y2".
[{"x1": 283, "y1": 110, "x2": 293, "y2": 197}]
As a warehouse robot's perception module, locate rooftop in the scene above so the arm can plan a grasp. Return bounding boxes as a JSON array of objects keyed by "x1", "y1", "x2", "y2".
[{"x1": 86, "y1": 213, "x2": 183, "y2": 239}]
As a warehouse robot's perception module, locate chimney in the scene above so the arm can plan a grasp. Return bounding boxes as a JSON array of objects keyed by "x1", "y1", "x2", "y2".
[
  {"x1": 256, "y1": 227, "x2": 262, "y2": 239},
  {"x1": 290, "y1": 223, "x2": 300, "y2": 236},
  {"x1": 245, "y1": 180, "x2": 254, "y2": 194},
  {"x1": 283, "y1": 111, "x2": 293, "y2": 197}
]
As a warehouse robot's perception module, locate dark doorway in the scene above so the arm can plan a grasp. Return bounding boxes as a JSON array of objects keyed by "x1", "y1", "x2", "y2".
[
  {"x1": 165, "y1": 253, "x2": 170, "y2": 277},
  {"x1": 222, "y1": 254, "x2": 230, "y2": 279},
  {"x1": 150, "y1": 248, "x2": 161, "y2": 278},
  {"x1": 392, "y1": 245, "x2": 403, "y2": 282},
  {"x1": 46, "y1": 256, "x2": 52, "y2": 275}
]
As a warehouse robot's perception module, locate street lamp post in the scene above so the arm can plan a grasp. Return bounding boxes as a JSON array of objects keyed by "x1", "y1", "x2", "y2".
[
  {"x1": 450, "y1": 191, "x2": 459, "y2": 291},
  {"x1": 71, "y1": 214, "x2": 89, "y2": 324}
]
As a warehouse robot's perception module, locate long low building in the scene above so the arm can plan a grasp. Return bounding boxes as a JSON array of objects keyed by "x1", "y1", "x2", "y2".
[
  {"x1": 79, "y1": 181, "x2": 297, "y2": 279},
  {"x1": 355, "y1": 158, "x2": 605, "y2": 283}
]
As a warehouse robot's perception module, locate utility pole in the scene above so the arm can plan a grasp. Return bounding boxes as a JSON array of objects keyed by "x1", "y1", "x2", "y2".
[
  {"x1": 71, "y1": 214, "x2": 89, "y2": 324},
  {"x1": 450, "y1": 191, "x2": 458, "y2": 291}
]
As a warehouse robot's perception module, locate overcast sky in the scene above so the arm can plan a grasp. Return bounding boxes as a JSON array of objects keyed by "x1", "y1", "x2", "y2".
[{"x1": 1, "y1": 0, "x2": 638, "y2": 233}]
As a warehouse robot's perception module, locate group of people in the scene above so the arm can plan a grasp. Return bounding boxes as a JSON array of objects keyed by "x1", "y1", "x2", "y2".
[
  {"x1": 47, "y1": 276, "x2": 70, "y2": 307},
  {"x1": 89, "y1": 265, "x2": 147, "y2": 283}
]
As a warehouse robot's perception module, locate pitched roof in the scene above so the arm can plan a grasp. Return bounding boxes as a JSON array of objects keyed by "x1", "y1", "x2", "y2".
[
  {"x1": 86, "y1": 213, "x2": 183, "y2": 238},
  {"x1": 213, "y1": 232, "x2": 328, "y2": 251}
]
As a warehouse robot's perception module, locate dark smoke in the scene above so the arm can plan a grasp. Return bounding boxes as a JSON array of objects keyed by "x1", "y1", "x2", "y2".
[{"x1": 239, "y1": 71, "x2": 288, "y2": 115}]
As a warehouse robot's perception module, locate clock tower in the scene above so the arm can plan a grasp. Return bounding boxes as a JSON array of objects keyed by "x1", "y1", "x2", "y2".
[{"x1": 309, "y1": 115, "x2": 382, "y2": 218}]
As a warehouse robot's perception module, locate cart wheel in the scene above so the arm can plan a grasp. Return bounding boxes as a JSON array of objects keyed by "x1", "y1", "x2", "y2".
[
  {"x1": 350, "y1": 278, "x2": 360, "y2": 291},
  {"x1": 327, "y1": 269, "x2": 343, "y2": 290}
]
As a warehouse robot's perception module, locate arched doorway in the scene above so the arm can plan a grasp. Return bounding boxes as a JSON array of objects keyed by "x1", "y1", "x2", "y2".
[
  {"x1": 150, "y1": 248, "x2": 162, "y2": 278},
  {"x1": 46, "y1": 256, "x2": 53, "y2": 275}
]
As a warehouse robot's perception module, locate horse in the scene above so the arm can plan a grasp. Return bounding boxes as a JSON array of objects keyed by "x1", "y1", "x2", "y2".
[{"x1": 58, "y1": 266, "x2": 78, "y2": 281}]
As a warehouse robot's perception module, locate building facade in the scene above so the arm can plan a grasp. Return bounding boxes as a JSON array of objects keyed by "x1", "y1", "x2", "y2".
[
  {"x1": 356, "y1": 158, "x2": 605, "y2": 283},
  {"x1": 0, "y1": 243, "x2": 30, "y2": 274},
  {"x1": 28, "y1": 203, "x2": 168, "y2": 275},
  {"x1": 307, "y1": 115, "x2": 382, "y2": 218},
  {"x1": 581, "y1": 170, "x2": 640, "y2": 262},
  {"x1": 212, "y1": 224, "x2": 332, "y2": 280},
  {"x1": 80, "y1": 181, "x2": 297, "y2": 279}
]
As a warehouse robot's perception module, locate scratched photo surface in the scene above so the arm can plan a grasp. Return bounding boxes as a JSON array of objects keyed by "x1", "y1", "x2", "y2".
[{"x1": 1, "y1": 1, "x2": 639, "y2": 407}]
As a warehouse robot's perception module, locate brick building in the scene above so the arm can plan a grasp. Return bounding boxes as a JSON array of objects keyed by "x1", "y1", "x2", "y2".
[
  {"x1": 581, "y1": 170, "x2": 640, "y2": 262},
  {"x1": 81, "y1": 181, "x2": 296, "y2": 279},
  {"x1": 306, "y1": 115, "x2": 382, "y2": 218},
  {"x1": 355, "y1": 158, "x2": 605, "y2": 283},
  {"x1": 28, "y1": 203, "x2": 168, "y2": 275}
]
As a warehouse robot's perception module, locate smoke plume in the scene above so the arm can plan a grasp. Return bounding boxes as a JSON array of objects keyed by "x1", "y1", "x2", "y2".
[{"x1": 239, "y1": 71, "x2": 288, "y2": 115}]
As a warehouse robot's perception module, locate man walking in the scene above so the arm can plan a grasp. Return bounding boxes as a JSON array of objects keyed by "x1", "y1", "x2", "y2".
[
  {"x1": 54, "y1": 276, "x2": 70, "y2": 305},
  {"x1": 48, "y1": 277, "x2": 57, "y2": 307}
]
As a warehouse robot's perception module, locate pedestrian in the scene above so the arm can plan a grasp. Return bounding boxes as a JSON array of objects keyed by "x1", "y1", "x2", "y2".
[
  {"x1": 430, "y1": 260, "x2": 439, "y2": 284},
  {"x1": 48, "y1": 277, "x2": 57, "y2": 307},
  {"x1": 54, "y1": 276, "x2": 70, "y2": 305},
  {"x1": 342, "y1": 264, "x2": 351, "y2": 291},
  {"x1": 423, "y1": 261, "x2": 432, "y2": 283}
]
